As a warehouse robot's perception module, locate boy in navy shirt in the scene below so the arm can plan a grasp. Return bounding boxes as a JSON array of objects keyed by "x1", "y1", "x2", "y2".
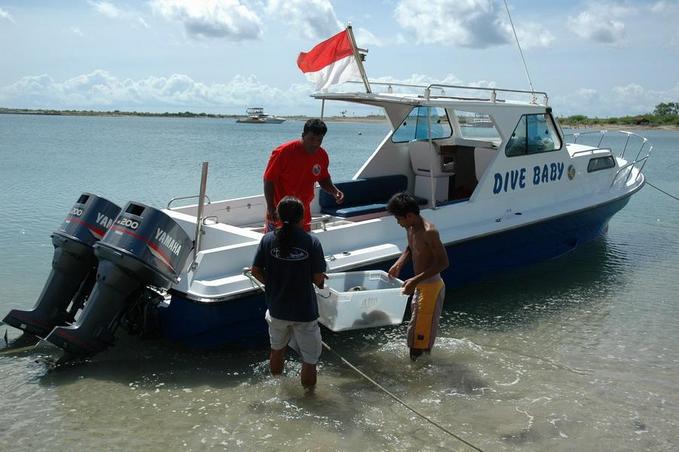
[{"x1": 251, "y1": 196, "x2": 327, "y2": 389}]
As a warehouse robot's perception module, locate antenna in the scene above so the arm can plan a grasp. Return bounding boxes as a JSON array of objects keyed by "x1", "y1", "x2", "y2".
[{"x1": 503, "y1": 0, "x2": 535, "y2": 93}]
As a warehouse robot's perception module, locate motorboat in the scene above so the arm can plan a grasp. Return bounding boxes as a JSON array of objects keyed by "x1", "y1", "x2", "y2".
[
  {"x1": 3, "y1": 81, "x2": 652, "y2": 355},
  {"x1": 236, "y1": 107, "x2": 285, "y2": 124}
]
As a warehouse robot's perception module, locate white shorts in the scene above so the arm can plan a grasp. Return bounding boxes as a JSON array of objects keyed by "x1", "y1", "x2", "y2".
[{"x1": 265, "y1": 310, "x2": 322, "y2": 365}]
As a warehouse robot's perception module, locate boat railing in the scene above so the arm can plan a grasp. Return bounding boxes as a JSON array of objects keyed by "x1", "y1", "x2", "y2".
[
  {"x1": 427, "y1": 84, "x2": 548, "y2": 106},
  {"x1": 167, "y1": 194, "x2": 212, "y2": 210},
  {"x1": 567, "y1": 129, "x2": 648, "y2": 157},
  {"x1": 344, "y1": 81, "x2": 549, "y2": 106},
  {"x1": 564, "y1": 129, "x2": 653, "y2": 188}
]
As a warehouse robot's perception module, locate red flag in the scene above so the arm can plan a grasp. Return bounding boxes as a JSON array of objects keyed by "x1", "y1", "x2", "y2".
[{"x1": 297, "y1": 29, "x2": 361, "y2": 90}]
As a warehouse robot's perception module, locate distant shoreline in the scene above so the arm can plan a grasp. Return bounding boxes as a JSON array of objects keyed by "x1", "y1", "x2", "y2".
[
  {"x1": 2, "y1": 107, "x2": 677, "y2": 130},
  {"x1": 0, "y1": 107, "x2": 386, "y2": 122},
  {"x1": 559, "y1": 122, "x2": 679, "y2": 131}
]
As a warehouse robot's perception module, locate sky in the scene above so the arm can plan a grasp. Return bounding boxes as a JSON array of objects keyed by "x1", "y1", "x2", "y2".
[{"x1": 0, "y1": 0, "x2": 676, "y2": 117}]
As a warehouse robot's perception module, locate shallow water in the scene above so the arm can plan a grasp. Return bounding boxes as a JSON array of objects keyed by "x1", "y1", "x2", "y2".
[{"x1": 1, "y1": 115, "x2": 678, "y2": 451}]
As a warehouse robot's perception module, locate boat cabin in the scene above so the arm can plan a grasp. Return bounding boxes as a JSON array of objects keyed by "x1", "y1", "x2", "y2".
[{"x1": 311, "y1": 84, "x2": 562, "y2": 216}]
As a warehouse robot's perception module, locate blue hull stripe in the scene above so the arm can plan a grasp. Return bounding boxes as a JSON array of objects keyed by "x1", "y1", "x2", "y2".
[{"x1": 160, "y1": 193, "x2": 632, "y2": 348}]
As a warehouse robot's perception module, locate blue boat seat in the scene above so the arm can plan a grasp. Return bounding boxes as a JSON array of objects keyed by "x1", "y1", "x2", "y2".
[{"x1": 319, "y1": 175, "x2": 425, "y2": 218}]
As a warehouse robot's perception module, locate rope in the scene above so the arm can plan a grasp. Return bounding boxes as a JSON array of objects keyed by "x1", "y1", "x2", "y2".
[
  {"x1": 473, "y1": 342, "x2": 589, "y2": 375},
  {"x1": 322, "y1": 341, "x2": 484, "y2": 451},
  {"x1": 0, "y1": 344, "x2": 39, "y2": 356},
  {"x1": 242, "y1": 270, "x2": 484, "y2": 451},
  {"x1": 647, "y1": 181, "x2": 679, "y2": 202},
  {"x1": 0, "y1": 329, "x2": 42, "y2": 356}
]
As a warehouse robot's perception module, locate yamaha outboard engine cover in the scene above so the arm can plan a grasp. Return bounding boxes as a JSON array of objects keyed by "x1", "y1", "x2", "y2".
[
  {"x1": 46, "y1": 202, "x2": 192, "y2": 355},
  {"x1": 3, "y1": 193, "x2": 121, "y2": 337}
]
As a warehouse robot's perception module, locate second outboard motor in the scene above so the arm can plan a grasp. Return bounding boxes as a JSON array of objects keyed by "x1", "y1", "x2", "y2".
[
  {"x1": 46, "y1": 202, "x2": 192, "y2": 355},
  {"x1": 3, "y1": 193, "x2": 121, "y2": 337}
]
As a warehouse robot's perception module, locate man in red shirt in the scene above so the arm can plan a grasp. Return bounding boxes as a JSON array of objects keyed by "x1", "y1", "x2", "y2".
[{"x1": 263, "y1": 119, "x2": 344, "y2": 231}]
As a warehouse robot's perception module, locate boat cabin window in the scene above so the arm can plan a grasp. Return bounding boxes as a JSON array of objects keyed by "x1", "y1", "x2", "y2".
[
  {"x1": 392, "y1": 107, "x2": 452, "y2": 143},
  {"x1": 454, "y1": 111, "x2": 501, "y2": 141},
  {"x1": 506, "y1": 113, "x2": 562, "y2": 157},
  {"x1": 588, "y1": 155, "x2": 615, "y2": 172}
]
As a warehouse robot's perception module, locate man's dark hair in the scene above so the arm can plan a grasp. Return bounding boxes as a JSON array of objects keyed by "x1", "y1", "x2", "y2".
[
  {"x1": 387, "y1": 192, "x2": 420, "y2": 217},
  {"x1": 303, "y1": 118, "x2": 327, "y2": 137}
]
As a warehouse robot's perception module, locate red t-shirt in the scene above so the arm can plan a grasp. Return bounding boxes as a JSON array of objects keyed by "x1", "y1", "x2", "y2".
[{"x1": 263, "y1": 139, "x2": 330, "y2": 214}]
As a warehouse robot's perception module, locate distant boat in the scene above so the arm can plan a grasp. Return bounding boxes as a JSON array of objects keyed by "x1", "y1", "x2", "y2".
[
  {"x1": 236, "y1": 107, "x2": 285, "y2": 124},
  {"x1": 460, "y1": 115, "x2": 494, "y2": 128}
]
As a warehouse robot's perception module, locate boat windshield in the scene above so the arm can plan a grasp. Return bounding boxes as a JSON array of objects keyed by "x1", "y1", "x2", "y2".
[
  {"x1": 391, "y1": 107, "x2": 451, "y2": 142},
  {"x1": 506, "y1": 113, "x2": 562, "y2": 156}
]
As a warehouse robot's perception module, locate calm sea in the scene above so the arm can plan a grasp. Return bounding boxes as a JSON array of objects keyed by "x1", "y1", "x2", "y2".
[{"x1": 0, "y1": 114, "x2": 678, "y2": 451}]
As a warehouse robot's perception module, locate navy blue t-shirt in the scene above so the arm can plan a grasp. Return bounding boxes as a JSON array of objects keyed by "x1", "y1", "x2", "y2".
[{"x1": 252, "y1": 227, "x2": 326, "y2": 322}]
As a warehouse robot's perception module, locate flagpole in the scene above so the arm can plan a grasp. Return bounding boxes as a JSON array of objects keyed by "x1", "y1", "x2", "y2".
[{"x1": 346, "y1": 25, "x2": 371, "y2": 94}]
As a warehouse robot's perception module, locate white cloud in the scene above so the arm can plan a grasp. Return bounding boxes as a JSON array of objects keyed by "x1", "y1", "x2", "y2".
[
  {"x1": 372, "y1": 73, "x2": 464, "y2": 87},
  {"x1": 612, "y1": 83, "x2": 645, "y2": 99},
  {"x1": 567, "y1": 3, "x2": 633, "y2": 45},
  {"x1": 650, "y1": 1, "x2": 673, "y2": 13},
  {"x1": 89, "y1": 1, "x2": 150, "y2": 30},
  {"x1": 88, "y1": 1, "x2": 122, "y2": 18},
  {"x1": 508, "y1": 22, "x2": 555, "y2": 49},
  {"x1": 70, "y1": 27, "x2": 84, "y2": 37},
  {"x1": 393, "y1": 0, "x2": 552, "y2": 49},
  {"x1": 0, "y1": 70, "x2": 318, "y2": 113},
  {"x1": 267, "y1": 0, "x2": 342, "y2": 41},
  {"x1": 4, "y1": 71, "x2": 678, "y2": 118},
  {"x1": 151, "y1": 0, "x2": 263, "y2": 40},
  {"x1": 575, "y1": 88, "x2": 599, "y2": 102},
  {"x1": 395, "y1": 0, "x2": 508, "y2": 48},
  {"x1": 354, "y1": 27, "x2": 384, "y2": 48},
  {"x1": 648, "y1": 1, "x2": 679, "y2": 47},
  {"x1": 362, "y1": 73, "x2": 504, "y2": 99},
  {"x1": 0, "y1": 7, "x2": 15, "y2": 23},
  {"x1": 567, "y1": 12, "x2": 624, "y2": 44}
]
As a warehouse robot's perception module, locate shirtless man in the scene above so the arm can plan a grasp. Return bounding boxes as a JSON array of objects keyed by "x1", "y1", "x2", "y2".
[{"x1": 386, "y1": 192, "x2": 449, "y2": 361}]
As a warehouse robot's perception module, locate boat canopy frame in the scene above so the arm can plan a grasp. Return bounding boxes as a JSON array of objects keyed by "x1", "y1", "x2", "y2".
[{"x1": 313, "y1": 81, "x2": 549, "y2": 108}]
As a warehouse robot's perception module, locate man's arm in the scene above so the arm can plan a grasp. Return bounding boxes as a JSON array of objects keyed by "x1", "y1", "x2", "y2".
[
  {"x1": 313, "y1": 273, "x2": 326, "y2": 289},
  {"x1": 402, "y1": 230, "x2": 449, "y2": 295},
  {"x1": 318, "y1": 177, "x2": 344, "y2": 204},
  {"x1": 388, "y1": 246, "x2": 411, "y2": 279},
  {"x1": 311, "y1": 238, "x2": 328, "y2": 289},
  {"x1": 263, "y1": 179, "x2": 278, "y2": 220},
  {"x1": 250, "y1": 266, "x2": 266, "y2": 285}
]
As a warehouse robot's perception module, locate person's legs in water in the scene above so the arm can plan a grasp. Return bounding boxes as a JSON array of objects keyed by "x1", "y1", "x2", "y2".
[
  {"x1": 407, "y1": 280, "x2": 445, "y2": 361},
  {"x1": 301, "y1": 362, "x2": 317, "y2": 389},
  {"x1": 270, "y1": 347, "x2": 286, "y2": 375},
  {"x1": 266, "y1": 311, "x2": 292, "y2": 375},
  {"x1": 291, "y1": 320, "x2": 322, "y2": 389}
]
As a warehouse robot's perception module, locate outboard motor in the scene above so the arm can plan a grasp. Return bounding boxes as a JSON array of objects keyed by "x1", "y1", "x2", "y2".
[
  {"x1": 3, "y1": 193, "x2": 121, "y2": 337},
  {"x1": 46, "y1": 202, "x2": 192, "y2": 355}
]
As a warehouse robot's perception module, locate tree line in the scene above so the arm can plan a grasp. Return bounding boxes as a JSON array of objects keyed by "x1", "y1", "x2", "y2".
[{"x1": 559, "y1": 102, "x2": 679, "y2": 127}]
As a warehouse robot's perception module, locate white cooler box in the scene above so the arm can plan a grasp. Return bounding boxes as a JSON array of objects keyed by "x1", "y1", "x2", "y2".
[{"x1": 316, "y1": 270, "x2": 409, "y2": 332}]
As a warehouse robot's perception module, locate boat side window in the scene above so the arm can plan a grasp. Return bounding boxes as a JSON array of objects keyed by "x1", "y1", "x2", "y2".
[
  {"x1": 587, "y1": 155, "x2": 615, "y2": 172},
  {"x1": 392, "y1": 107, "x2": 452, "y2": 143},
  {"x1": 506, "y1": 113, "x2": 562, "y2": 157},
  {"x1": 454, "y1": 110, "x2": 501, "y2": 141}
]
